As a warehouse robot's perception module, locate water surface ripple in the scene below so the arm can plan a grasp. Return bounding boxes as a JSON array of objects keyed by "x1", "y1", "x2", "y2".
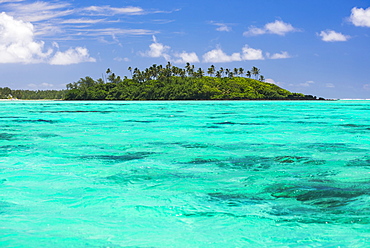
[{"x1": 1, "y1": 100, "x2": 369, "y2": 247}]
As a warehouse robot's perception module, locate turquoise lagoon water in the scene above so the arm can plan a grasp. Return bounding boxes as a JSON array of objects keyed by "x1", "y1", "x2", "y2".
[{"x1": 0, "y1": 100, "x2": 369, "y2": 247}]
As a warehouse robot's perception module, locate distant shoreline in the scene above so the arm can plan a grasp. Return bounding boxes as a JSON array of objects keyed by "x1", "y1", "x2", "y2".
[
  {"x1": 0, "y1": 99, "x2": 358, "y2": 102},
  {"x1": 0, "y1": 99, "x2": 62, "y2": 101}
]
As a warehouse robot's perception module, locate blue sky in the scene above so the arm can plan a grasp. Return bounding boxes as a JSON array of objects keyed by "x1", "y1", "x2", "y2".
[{"x1": 0, "y1": 0, "x2": 370, "y2": 99}]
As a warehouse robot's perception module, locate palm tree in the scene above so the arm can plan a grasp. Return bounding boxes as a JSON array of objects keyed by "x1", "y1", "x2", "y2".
[
  {"x1": 225, "y1": 68, "x2": 230, "y2": 78},
  {"x1": 128, "y1": 67, "x2": 132, "y2": 78},
  {"x1": 219, "y1": 67, "x2": 224, "y2": 77},
  {"x1": 180, "y1": 69, "x2": 186, "y2": 78},
  {"x1": 210, "y1": 65, "x2": 215, "y2": 77},
  {"x1": 133, "y1": 68, "x2": 140, "y2": 81},
  {"x1": 196, "y1": 68, "x2": 204, "y2": 78},
  {"x1": 259, "y1": 75, "x2": 265, "y2": 82},
  {"x1": 238, "y1": 68, "x2": 244, "y2": 77},
  {"x1": 246, "y1": 71, "x2": 251, "y2": 78},
  {"x1": 207, "y1": 67, "x2": 214, "y2": 77},
  {"x1": 150, "y1": 64, "x2": 159, "y2": 79},
  {"x1": 185, "y1": 63, "x2": 194, "y2": 77},
  {"x1": 251, "y1": 66, "x2": 260, "y2": 79}
]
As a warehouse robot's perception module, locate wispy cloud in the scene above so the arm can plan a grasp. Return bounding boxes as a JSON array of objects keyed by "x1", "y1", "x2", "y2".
[
  {"x1": 318, "y1": 30, "x2": 350, "y2": 42},
  {"x1": 244, "y1": 20, "x2": 299, "y2": 36},
  {"x1": 265, "y1": 78, "x2": 284, "y2": 87},
  {"x1": 114, "y1": 57, "x2": 130, "y2": 62},
  {"x1": 81, "y1": 5, "x2": 178, "y2": 16},
  {"x1": 60, "y1": 18, "x2": 106, "y2": 24},
  {"x1": 4, "y1": 1, "x2": 73, "y2": 22},
  {"x1": 210, "y1": 21, "x2": 232, "y2": 32},
  {"x1": 1, "y1": 1, "x2": 169, "y2": 41},
  {"x1": 349, "y1": 7, "x2": 370, "y2": 27},
  {"x1": 0, "y1": 12, "x2": 95, "y2": 65},
  {"x1": 267, "y1": 51, "x2": 292, "y2": 59},
  {"x1": 325, "y1": 83, "x2": 335, "y2": 88},
  {"x1": 0, "y1": 0, "x2": 24, "y2": 3},
  {"x1": 300, "y1": 81, "x2": 315, "y2": 87},
  {"x1": 82, "y1": 6, "x2": 144, "y2": 16},
  {"x1": 151, "y1": 19, "x2": 175, "y2": 24},
  {"x1": 27, "y1": 82, "x2": 54, "y2": 89},
  {"x1": 82, "y1": 28, "x2": 158, "y2": 36}
]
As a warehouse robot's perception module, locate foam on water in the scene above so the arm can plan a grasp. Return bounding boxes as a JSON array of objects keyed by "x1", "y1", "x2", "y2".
[{"x1": 1, "y1": 100, "x2": 369, "y2": 247}]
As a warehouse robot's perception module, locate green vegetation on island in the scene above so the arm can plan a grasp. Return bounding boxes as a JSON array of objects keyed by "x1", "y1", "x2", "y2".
[
  {"x1": 1, "y1": 63, "x2": 324, "y2": 100},
  {"x1": 0, "y1": 87, "x2": 66, "y2": 100},
  {"x1": 65, "y1": 63, "x2": 323, "y2": 100}
]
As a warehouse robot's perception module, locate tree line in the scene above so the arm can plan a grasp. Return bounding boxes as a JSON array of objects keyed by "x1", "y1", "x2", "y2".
[
  {"x1": 123, "y1": 63, "x2": 265, "y2": 82},
  {"x1": 0, "y1": 87, "x2": 66, "y2": 100},
  {"x1": 64, "y1": 63, "x2": 322, "y2": 100},
  {"x1": 1, "y1": 63, "x2": 324, "y2": 100}
]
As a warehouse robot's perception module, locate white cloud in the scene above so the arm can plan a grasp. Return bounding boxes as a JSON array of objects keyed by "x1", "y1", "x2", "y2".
[
  {"x1": 0, "y1": 0, "x2": 23, "y2": 3},
  {"x1": 0, "y1": 12, "x2": 95, "y2": 65},
  {"x1": 267, "y1": 51, "x2": 291, "y2": 59},
  {"x1": 300, "y1": 81, "x2": 315, "y2": 87},
  {"x1": 109, "y1": 6, "x2": 144, "y2": 15},
  {"x1": 173, "y1": 52, "x2": 200, "y2": 63},
  {"x1": 87, "y1": 28, "x2": 158, "y2": 37},
  {"x1": 141, "y1": 36, "x2": 170, "y2": 60},
  {"x1": 148, "y1": 42, "x2": 169, "y2": 58},
  {"x1": 319, "y1": 30, "x2": 350, "y2": 42},
  {"x1": 242, "y1": 45, "x2": 264, "y2": 60},
  {"x1": 244, "y1": 20, "x2": 298, "y2": 36},
  {"x1": 83, "y1": 6, "x2": 144, "y2": 16},
  {"x1": 217, "y1": 25, "x2": 231, "y2": 32},
  {"x1": 28, "y1": 82, "x2": 54, "y2": 89},
  {"x1": 349, "y1": 7, "x2": 370, "y2": 27},
  {"x1": 265, "y1": 79, "x2": 276, "y2": 84},
  {"x1": 5, "y1": 1, "x2": 73, "y2": 22},
  {"x1": 203, "y1": 48, "x2": 242, "y2": 63},
  {"x1": 61, "y1": 18, "x2": 105, "y2": 24},
  {"x1": 265, "y1": 20, "x2": 297, "y2": 35},
  {"x1": 141, "y1": 36, "x2": 199, "y2": 63},
  {"x1": 203, "y1": 45, "x2": 265, "y2": 63},
  {"x1": 210, "y1": 22, "x2": 232, "y2": 32},
  {"x1": 244, "y1": 26, "x2": 266, "y2": 36},
  {"x1": 3, "y1": 1, "x2": 74, "y2": 39},
  {"x1": 265, "y1": 78, "x2": 284, "y2": 87},
  {"x1": 325, "y1": 83, "x2": 335, "y2": 88},
  {"x1": 114, "y1": 57, "x2": 130, "y2": 62},
  {"x1": 2, "y1": 2, "x2": 160, "y2": 40},
  {"x1": 49, "y1": 47, "x2": 96, "y2": 65},
  {"x1": 0, "y1": 12, "x2": 52, "y2": 63},
  {"x1": 41, "y1": 82, "x2": 54, "y2": 87}
]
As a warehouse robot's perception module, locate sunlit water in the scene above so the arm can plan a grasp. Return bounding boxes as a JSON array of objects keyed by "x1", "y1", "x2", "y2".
[{"x1": 1, "y1": 100, "x2": 369, "y2": 247}]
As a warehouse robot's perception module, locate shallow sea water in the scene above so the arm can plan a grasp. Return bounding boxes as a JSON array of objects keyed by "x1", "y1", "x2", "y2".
[{"x1": 0, "y1": 100, "x2": 369, "y2": 247}]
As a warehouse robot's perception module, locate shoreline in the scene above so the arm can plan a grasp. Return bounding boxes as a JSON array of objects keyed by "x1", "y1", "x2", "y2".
[
  {"x1": 2, "y1": 99, "x2": 368, "y2": 101},
  {"x1": 0, "y1": 99, "x2": 63, "y2": 101},
  {"x1": 0, "y1": 98, "x2": 337, "y2": 101}
]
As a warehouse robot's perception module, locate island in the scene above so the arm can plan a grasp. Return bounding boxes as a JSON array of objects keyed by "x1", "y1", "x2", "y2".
[{"x1": 1, "y1": 63, "x2": 325, "y2": 100}]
